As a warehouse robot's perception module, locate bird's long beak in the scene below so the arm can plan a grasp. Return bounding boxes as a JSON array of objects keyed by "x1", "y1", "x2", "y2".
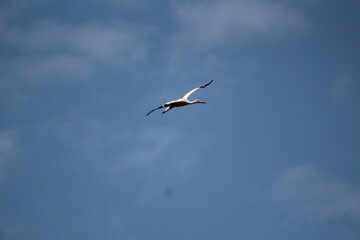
[{"x1": 200, "y1": 101, "x2": 206, "y2": 104}]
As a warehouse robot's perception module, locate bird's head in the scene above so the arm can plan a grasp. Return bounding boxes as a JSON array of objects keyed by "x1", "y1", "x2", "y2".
[{"x1": 194, "y1": 99, "x2": 206, "y2": 104}]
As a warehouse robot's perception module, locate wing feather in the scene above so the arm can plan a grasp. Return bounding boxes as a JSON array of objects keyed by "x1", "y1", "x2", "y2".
[
  {"x1": 181, "y1": 80, "x2": 213, "y2": 100},
  {"x1": 182, "y1": 87, "x2": 201, "y2": 100}
]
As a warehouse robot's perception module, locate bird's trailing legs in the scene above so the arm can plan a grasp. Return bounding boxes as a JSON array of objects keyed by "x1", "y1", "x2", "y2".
[{"x1": 146, "y1": 105, "x2": 164, "y2": 116}]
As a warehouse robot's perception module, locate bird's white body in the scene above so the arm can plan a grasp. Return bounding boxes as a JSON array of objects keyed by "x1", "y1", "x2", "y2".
[{"x1": 146, "y1": 80, "x2": 213, "y2": 116}]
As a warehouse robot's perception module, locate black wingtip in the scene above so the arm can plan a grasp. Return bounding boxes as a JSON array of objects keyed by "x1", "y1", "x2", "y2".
[
  {"x1": 201, "y1": 80, "x2": 214, "y2": 88},
  {"x1": 146, "y1": 109, "x2": 154, "y2": 116}
]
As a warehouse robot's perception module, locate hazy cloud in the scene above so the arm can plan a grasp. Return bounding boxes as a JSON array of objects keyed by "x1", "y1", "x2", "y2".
[
  {"x1": 1, "y1": 55, "x2": 93, "y2": 84},
  {"x1": 271, "y1": 166, "x2": 360, "y2": 221},
  {"x1": 49, "y1": 118, "x2": 122, "y2": 156},
  {"x1": 0, "y1": 0, "x2": 35, "y2": 23},
  {"x1": 1, "y1": 21, "x2": 153, "y2": 85},
  {"x1": 49, "y1": 117, "x2": 202, "y2": 178},
  {"x1": 172, "y1": 0, "x2": 308, "y2": 49},
  {"x1": 332, "y1": 74, "x2": 352, "y2": 101},
  {"x1": 161, "y1": 0, "x2": 309, "y2": 85},
  {"x1": 0, "y1": 130, "x2": 17, "y2": 184},
  {"x1": 123, "y1": 128, "x2": 178, "y2": 167},
  {"x1": 115, "y1": 127, "x2": 205, "y2": 204},
  {"x1": 109, "y1": 0, "x2": 151, "y2": 10},
  {"x1": 48, "y1": 117, "x2": 204, "y2": 204},
  {"x1": 99, "y1": 127, "x2": 202, "y2": 179}
]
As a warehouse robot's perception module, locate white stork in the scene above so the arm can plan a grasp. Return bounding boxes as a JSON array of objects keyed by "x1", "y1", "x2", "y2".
[{"x1": 146, "y1": 80, "x2": 213, "y2": 116}]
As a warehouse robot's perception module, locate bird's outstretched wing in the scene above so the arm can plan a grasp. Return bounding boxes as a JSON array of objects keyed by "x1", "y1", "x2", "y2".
[
  {"x1": 146, "y1": 106, "x2": 163, "y2": 116},
  {"x1": 182, "y1": 80, "x2": 213, "y2": 100}
]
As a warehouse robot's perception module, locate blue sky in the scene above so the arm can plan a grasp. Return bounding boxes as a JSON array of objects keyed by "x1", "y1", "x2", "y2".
[{"x1": 1, "y1": 0, "x2": 360, "y2": 239}]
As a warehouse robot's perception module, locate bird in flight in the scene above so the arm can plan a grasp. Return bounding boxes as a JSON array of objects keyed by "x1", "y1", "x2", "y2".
[{"x1": 146, "y1": 80, "x2": 213, "y2": 116}]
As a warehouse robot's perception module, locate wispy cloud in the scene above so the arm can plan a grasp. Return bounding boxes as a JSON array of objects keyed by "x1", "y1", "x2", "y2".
[
  {"x1": 0, "y1": 0, "x2": 149, "y2": 24},
  {"x1": 0, "y1": 20, "x2": 153, "y2": 86},
  {"x1": 3, "y1": 21, "x2": 151, "y2": 63},
  {"x1": 49, "y1": 117, "x2": 203, "y2": 181},
  {"x1": 122, "y1": 128, "x2": 178, "y2": 167},
  {"x1": 98, "y1": 127, "x2": 203, "y2": 183},
  {"x1": 108, "y1": 0, "x2": 151, "y2": 10},
  {"x1": 55, "y1": 118, "x2": 122, "y2": 155},
  {"x1": 330, "y1": 74, "x2": 360, "y2": 116},
  {"x1": 1, "y1": 55, "x2": 93, "y2": 85},
  {"x1": 0, "y1": 130, "x2": 17, "y2": 184},
  {"x1": 48, "y1": 116, "x2": 205, "y2": 203},
  {"x1": 331, "y1": 74, "x2": 353, "y2": 101},
  {"x1": 271, "y1": 166, "x2": 360, "y2": 221},
  {"x1": 171, "y1": 0, "x2": 308, "y2": 49},
  {"x1": 0, "y1": 0, "x2": 35, "y2": 23},
  {"x1": 112, "y1": 127, "x2": 204, "y2": 204},
  {"x1": 160, "y1": 0, "x2": 309, "y2": 86}
]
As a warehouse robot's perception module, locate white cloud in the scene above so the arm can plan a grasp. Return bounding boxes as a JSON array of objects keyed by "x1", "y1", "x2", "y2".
[
  {"x1": 112, "y1": 127, "x2": 204, "y2": 204},
  {"x1": 98, "y1": 127, "x2": 202, "y2": 180},
  {"x1": 0, "y1": 20, "x2": 153, "y2": 85},
  {"x1": 271, "y1": 166, "x2": 360, "y2": 221},
  {"x1": 0, "y1": 130, "x2": 17, "y2": 184},
  {"x1": 109, "y1": 0, "x2": 150, "y2": 10},
  {"x1": 0, "y1": 0, "x2": 34, "y2": 23},
  {"x1": 332, "y1": 74, "x2": 352, "y2": 101},
  {"x1": 49, "y1": 117, "x2": 202, "y2": 178},
  {"x1": 48, "y1": 116, "x2": 204, "y2": 203},
  {"x1": 4, "y1": 21, "x2": 151, "y2": 63},
  {"x1": 0, "y1": 0, "x2": 146, "y2": 24},
  {"x1": 1, "y1": 55, "x2": 93, "y2": 84},
  {"x1": 160, "y1": 0, "x2": 309, "y2": 86},
  {"x1": 52, "y1": 118, "x2": 122, "y2": 155},
  {"x1": 171, "y1": 0, "x2": 308, "y2": 49},
  {"x1": 122, "y1": 128, "x2": 178, "y2": 167}
]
